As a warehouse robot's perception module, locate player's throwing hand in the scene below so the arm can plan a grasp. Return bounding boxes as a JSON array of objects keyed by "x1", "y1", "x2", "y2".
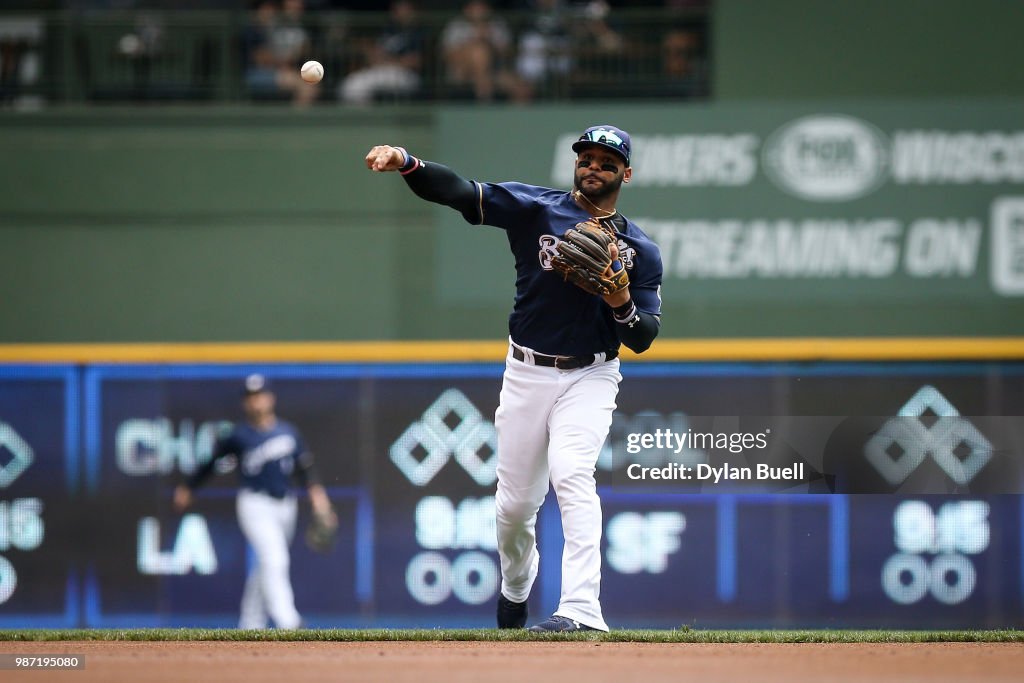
[{"x1": 365, "y1": 145, "x2": 406, "y2": 172}]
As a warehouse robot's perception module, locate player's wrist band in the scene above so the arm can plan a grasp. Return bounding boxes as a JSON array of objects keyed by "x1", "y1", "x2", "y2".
[
  {"x1": 400, "y1": 157, "x2": 421, "y2": 174},
  {"x1": 396, "y1": 147, "x2": 421, "y2": 175},
  {"x1": 611, "y1": 299, "x2": 637, "y2": 323}
]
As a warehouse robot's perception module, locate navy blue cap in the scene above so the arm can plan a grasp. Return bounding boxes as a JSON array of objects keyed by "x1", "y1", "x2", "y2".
[
  {"x1": 571, "y1": 125, "x2": 631, "y2": 166},
  {"x1": 242, "y1": 373, "x2": 273, "y2": 395}
]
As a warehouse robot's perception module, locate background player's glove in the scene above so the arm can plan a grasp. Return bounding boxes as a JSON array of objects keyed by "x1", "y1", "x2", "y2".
[
  {"x1": 305, "y1": 505, "x2": 339, "y2": 554},
  {"x1": 551, "y1": 219, "x2": 630, "y2": 296}
]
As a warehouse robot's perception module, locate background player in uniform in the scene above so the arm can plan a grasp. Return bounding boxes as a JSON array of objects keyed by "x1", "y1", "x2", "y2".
[
  {"x1": 173, "y1": 374, "x2": 335, "y2": 629},
  {"x1": 365, "y1": 125, "x2": 662, "y2": 632}
]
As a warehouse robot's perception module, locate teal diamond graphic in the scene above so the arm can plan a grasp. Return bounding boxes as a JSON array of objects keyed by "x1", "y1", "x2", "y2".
[{"x1": 0, "y1": 423, "x2": 34, "y2": 488}]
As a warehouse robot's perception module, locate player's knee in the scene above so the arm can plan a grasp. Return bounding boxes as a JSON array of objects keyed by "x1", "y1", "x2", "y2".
[
  {"x1": 550, "y1": 468, "x2": 597, "y2": 503},
  {"x1": 257, "y1": 556, "x2": 290, "y2": 575},
  {"x1": 495, "y1": 495, "x2": 539, "y2": 528}
]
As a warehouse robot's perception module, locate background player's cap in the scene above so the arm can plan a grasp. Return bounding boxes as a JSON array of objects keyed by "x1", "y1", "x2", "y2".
[
  {"x1": 242, "y1": 373, "x2": 273, "y2": 395},
  {"x1": 571, "y1": 125, "x2": 631, "y2": 166}
]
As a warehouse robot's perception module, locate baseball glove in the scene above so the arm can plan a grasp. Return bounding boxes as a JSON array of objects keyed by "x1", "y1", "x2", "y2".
[
  {"x1": 551, "y1": 219, "x2": 630, "y2": 296},
  {"x1": 305, "y1": 506, "x2": 339, "y2": 554}
]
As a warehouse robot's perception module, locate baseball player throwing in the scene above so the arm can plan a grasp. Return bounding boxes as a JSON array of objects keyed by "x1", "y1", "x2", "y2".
[
  {"x1": 173, "y1": 374, "x2": 335, "y2": 629},
  {"x1": 366, "y1": 125, "x2": 662, "y2": 632}
]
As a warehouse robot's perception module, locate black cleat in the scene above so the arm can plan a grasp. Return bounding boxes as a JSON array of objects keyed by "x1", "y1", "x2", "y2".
[
  {"x1": 528, "y1": 615, "x2": 599, "y2": 632},
  {"x1": 497, "y1": 594, "x2": 528, "y2": 629}
]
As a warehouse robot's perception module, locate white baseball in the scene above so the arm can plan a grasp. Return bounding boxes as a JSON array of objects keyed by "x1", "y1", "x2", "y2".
[{"x1": 300, "y1": 60, "x2": 324, "y2": 84}]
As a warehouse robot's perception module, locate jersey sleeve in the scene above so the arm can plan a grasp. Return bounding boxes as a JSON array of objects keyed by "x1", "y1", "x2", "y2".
[
  {"x1": 186, "y1": 430, "x2": 237, "y2": 490},
  {"x1": 630, "y1": 239, "x2": 664, "y2": 317},
  {"x1": 468, "y1": 182, "x2": 542, "y2": 229},
  {"x1": 291, "y1": 432, "x2": 321, "y2": 488}
]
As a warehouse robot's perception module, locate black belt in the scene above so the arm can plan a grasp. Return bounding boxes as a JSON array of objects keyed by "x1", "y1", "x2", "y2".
[
  {"x1": 243, "y1": 487, "x2": 287, "y2": 500},
  {"x1": 511, "y1": 344, "x2": 618, "y2": 370}
]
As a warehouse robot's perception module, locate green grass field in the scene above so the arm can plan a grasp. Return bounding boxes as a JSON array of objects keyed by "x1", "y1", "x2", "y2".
[{"x1": 1, "y1": 629, "x2": 1022, "y2": 643}]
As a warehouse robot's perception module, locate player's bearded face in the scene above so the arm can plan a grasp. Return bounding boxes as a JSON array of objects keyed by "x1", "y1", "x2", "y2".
[
  {"x1": 243, "y1": 392, "x2": 275, "y2": 421},
  {"x1": 573, "y1": 157, "x2": 626, "y2": 199}
]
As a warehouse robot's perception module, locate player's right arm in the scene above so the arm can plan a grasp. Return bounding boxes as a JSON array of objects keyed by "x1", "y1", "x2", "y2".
[
  {"x1": 173, "y1": 434, "x2": 234, "y2": 513},
  {"x1": 365, "y1": 145, "x2": 480, "y2": 222},
  {"x1": 290, "y1": 436, "x2": 335, "y2": 521}
]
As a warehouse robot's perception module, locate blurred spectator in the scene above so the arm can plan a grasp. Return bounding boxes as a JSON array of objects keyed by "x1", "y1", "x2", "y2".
[
  {"x1": 441, "y1": 0, "x2": 528, "y2": 102},
  {"x1": 113, "y1": 12, "x2": 167, "y2": 100},
  {"x1": 243, "y1": 0, "x2": 318, "y2": 107},
  {"x1": 565, "y1": 0, "x2": 624, "y2": 96},
  {"x1": 662, "y1": 28, "x2": 693, "y2": 75},
  {"x1": 0, "y1": 17, "x2": 42, "y2": 108},
  {"x1": 573, "y1": 0, "x2": 623, "y2": 54},
  {"x1": 515, "y1": 0, "x2": 571, "y2": 95},
  {"x1": 339, "y1": 0, "x2": 424, "y2": 105},
  {"x1": 0, "y1": 37, "x2": 27, "y2": 105},
  {"x1": 116, "y1": 14, "x2": 165, "y2": 60},
  {"x1": 661, "y1": 27, "x2": 700, "y2": 96}
]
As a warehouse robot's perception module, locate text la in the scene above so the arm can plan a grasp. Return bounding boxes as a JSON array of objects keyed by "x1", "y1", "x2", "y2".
[{"x1": 137, "y1": 514, "x2": 218, "y2": 575}]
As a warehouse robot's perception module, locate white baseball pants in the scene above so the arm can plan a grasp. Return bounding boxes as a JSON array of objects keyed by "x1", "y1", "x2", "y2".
[
  {"x1": 236, "y1": 488, "x2": 301, "y2": 629},
  {"x1": 494, "y1": 341, "x2": 621, "y2": 631}
]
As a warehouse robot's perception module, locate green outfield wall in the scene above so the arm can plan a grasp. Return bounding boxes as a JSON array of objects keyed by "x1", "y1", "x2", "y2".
[
  {"x1": 0, "y1": 109, "x2": 437, "y2": 342},
  {"x1": 2, "y1": 0, "x2": 1023, "y2": 344},
  {"x1": 2, "y1": 100, "x2": 1024, "y2": 343}
]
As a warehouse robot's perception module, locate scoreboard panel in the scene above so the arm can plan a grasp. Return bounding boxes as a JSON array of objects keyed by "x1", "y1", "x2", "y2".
[
  {"x1": 0, "y1": 366, "x2": 78, "y2": 628},
  {"x1": 0, "y1": 361, "x2": 1021, "y2": 628}
]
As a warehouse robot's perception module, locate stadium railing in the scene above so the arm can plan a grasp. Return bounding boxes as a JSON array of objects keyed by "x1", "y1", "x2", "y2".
[{"x1": 0, "y1": 7, "x2": 710, "y2": 106}]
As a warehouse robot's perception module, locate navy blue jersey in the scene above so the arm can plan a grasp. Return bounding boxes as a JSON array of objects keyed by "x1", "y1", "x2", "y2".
[
  {"x1": 191, "y1": 420, "x2": 315, "y2": 499},
  {"x1": 463, "y1": 182, "x2": 663, "y2": 356}
]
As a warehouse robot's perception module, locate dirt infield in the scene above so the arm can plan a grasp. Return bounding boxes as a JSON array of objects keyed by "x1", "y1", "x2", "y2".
[{"x1": 2, "y1": 641, "x2": 1023, "y2": 683}]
